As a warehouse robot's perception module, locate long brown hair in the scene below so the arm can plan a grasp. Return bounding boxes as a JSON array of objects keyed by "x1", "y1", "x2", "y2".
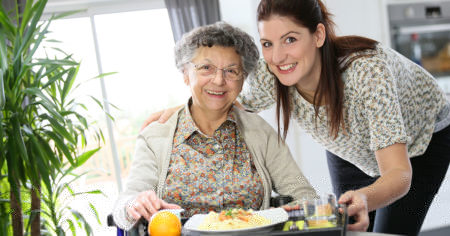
[{"x1": 257, "y1": 0, "x2": 377, "y2": 139}]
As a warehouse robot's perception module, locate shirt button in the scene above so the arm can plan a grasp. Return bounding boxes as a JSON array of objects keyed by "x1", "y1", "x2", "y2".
[
  {"x1": 216, "y1": 158, "x2": 223, "y2": 168},
  {"x1": 214, "y1": 144, "x2": 224, "y2": 154}
]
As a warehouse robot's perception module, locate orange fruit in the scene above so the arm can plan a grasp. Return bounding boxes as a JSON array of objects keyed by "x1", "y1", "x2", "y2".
[{"x1": 148, "y1": 211, "x2": 181, "y2": 236}]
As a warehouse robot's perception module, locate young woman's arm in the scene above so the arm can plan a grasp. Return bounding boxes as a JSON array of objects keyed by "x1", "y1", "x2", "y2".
[
  {"x1": 140, "y1": 105, "x2": 183, "y2": 130},
  {"x1": 339, "y1": 143, "x2": 412, "y2": 231},
  {"x1": 140, "y1": 100, "x2": 248, "y2": 130},
  {"x1": 350, "y1": 143, "x2": 412, "y2": 209}
]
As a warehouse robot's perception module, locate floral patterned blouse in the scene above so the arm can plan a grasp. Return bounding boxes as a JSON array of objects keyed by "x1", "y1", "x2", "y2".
[
  {"x1": 239, "y1": 44, "x2": 450, "y2": 177},
  {"x1": 162, "y1": 103, "x2": 264, "y2": 217}
]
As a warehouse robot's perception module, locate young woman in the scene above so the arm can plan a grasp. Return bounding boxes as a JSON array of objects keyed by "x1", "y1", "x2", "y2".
[{"x1": 143, "y1": 0, "x2": 450, "y2": 234}]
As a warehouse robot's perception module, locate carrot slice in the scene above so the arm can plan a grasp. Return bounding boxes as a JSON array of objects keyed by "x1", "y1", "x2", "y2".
[{"x1": 238, "y1": 215, "x2": 250, "y2": 222}]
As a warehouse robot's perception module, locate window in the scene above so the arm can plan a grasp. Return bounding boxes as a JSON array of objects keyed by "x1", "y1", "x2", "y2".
[{"x1": 41, "y1": 3, "x2": 189, "y2": 234}]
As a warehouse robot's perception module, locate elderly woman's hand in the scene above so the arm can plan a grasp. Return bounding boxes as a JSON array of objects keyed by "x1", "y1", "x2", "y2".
[
  {"x1": 140, "y1": 105, "x2": 183, "y2": 131},
  {"x1": 126, "y1": 190, "x2": 181, "y2": 221},
  {"x1": 338, "y1": 190, "x2": 369, "y2": 232}
]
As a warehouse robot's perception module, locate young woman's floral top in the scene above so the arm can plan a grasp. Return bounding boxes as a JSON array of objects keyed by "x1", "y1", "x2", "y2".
[
  {"x1": 239, "y1": 44, "x2": 450, "y2": 177},
  {"x1": 162, "y1": 105, "x2": 264, "y2": 217}
]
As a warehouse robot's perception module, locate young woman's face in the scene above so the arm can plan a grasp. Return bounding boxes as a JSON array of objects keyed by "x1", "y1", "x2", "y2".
[
  {"x1": 258, "y1": 16, "x2": 324, "y2": 89},
  {"x1": 185, "y1": 46, "x2": 244, "y2": 114}
]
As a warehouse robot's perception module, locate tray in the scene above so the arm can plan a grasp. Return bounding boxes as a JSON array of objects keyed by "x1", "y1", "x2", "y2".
[
  {"x1": 126, "y1": 198, "x2": 348, "y2": 236},
  {"x1": 181, "y1": 205, "x2": 348, "y2": 236}
]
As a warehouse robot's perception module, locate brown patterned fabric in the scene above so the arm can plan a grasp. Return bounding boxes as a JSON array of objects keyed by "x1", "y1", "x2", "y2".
[{"x1": 163, "y1": 106, "x2": 263, "y2": 217}]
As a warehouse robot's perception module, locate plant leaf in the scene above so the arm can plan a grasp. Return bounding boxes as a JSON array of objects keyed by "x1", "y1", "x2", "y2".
[
  {"x1": 0, "y1": 26, "x2": 7, "y2": 70},
  {"x1": 61, "y1": 66, "x2": 79, "y2": 105},
  {"x1": 23, "y1": 7, "x2": 51, "y2": 65},
  {"x1": 24, "y1": 87, "x2": 64, "y2": 120},
  {"x1": 0, "y1": 69, "x2": 4, "y2": 109},
  {"x1": 26, "y1": 135, "x2": 42, "y2": 186},
  {"x1": 41, "y1": 67, "x2": 69, "y2": 89},
  {"x1": 14, "y1": 0, "x2": 47, "y2": 65},
  {"x1": 29, "y1": 135, "x2": 53, "y2": 190},
  {"x1": 43, "y1": 130, "x2": 75, "y2": 166},
  {"x1": 89, "y1": 203, "x2": 101, "y2": 224},
  {"x1": 0, "y1": 5, "x2": 16, "y2": 40},
  {"x1": 90, "y1": 71, "x2": 117, "y2": 80},
  {"x1": 37, "y1": 134, "x2": 62, "y2": 172},
  {"x1": 52, "y1": 9, "x2": 87, "y2": 20},
  {"x1": 31, "y1": 58, "x2": 79, "y2": 66},
  {"x1": 70, "y1": 210, "x2": 93, "y2": 236},
  {"x1": 40, "y1": 114, "x2": 76, "y2": 145},
  {"x1": 66, "y1": 219, "x2": 76, "y2": 235},
  {"x1": 18, "y1": 0, "x2": 34, "y2": 36},
  {"x1": 72, "y1": 189, "x2": 103, "y2": 196},
  {"x1": 11, "y1": 115, "x2": 29, "y2": 164},
  {"x1": 75, "y1": 147, "x2": 100, "y2": 167}
]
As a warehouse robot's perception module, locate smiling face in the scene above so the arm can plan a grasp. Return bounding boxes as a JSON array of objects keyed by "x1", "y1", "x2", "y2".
[
  {"x1": 185, "y1": 46, "x2": 243, "y2": 115},
  {"x1": 258, "y1": 15, "x2": 325, "y2": 91}
]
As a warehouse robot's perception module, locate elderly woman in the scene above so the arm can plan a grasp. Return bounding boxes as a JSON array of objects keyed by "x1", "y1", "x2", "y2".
[{"x1": 112, "y1": 22, "x2": 316, "y2": 230}]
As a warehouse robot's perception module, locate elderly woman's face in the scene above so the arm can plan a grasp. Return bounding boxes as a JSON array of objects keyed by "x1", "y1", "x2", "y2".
[{"x1": 185, "y1": 46, "x2": 243, "y2": 113}]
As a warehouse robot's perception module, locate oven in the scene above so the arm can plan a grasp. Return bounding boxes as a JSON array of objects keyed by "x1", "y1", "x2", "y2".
[{"x1": 388, "y1": 1, "x2": 450, "y2": 95}]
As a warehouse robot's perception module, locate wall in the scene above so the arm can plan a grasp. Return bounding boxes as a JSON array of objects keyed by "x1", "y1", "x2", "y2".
[
  {"x1": 323, "y1": 0, "x2": 389, "y2": 44},
  {"x1": 219, "y1": 0, "x2": 260, "y2": 51},
  {"x1": 219, "y1": 0, "x2": 449, "y2": 231}
]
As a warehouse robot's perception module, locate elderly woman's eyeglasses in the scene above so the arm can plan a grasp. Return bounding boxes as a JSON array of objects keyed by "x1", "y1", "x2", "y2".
[{"x1": 190, "y1": 63, "x2": 243, "y2": 81}]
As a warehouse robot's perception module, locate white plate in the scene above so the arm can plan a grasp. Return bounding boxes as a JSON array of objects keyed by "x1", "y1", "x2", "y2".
[{"x1": 183, "y1": 208, "x2": 288, "y2": 235}]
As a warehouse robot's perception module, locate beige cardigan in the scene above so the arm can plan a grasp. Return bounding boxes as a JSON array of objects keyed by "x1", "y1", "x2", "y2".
[{"x1": 112, "y1": 107, "x2": 316, "y2": 230}]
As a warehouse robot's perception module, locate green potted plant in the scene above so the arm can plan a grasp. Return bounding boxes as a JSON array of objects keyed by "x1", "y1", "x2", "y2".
[{"x1": 1, "y1": 0, "x2": 108, "y2": 235}]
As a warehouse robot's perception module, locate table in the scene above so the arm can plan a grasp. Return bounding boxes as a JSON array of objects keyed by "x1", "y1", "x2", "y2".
[
  {"x1": 181, "y1": 230, "x2": 401, "y2": 236},
  {"x1": 348, "y1": 232, "x2": 401, "y2": 236}
]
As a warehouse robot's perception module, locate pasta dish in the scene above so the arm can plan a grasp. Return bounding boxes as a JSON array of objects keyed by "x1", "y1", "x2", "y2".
[{"x1": 198, "y1": 209, "x2": 271, "y2": 230}]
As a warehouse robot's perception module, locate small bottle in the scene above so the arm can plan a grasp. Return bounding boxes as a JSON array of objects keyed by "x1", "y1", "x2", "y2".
[{"x1": 411, "y1": 33, "x2": 422, "y2": 66}]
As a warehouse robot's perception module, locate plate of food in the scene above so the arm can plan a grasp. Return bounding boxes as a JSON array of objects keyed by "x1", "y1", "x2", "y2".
[{"x1": 183, "y1": 208, "x2": 288, "y2": 235}]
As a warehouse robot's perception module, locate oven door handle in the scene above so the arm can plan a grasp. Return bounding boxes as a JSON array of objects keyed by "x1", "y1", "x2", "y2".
[{"x1": 396, "y1": 23, "x2": 450, "y2": 35}]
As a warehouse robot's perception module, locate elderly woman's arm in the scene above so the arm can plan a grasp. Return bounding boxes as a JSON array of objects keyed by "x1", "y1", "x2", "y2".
[
  {"x1": 264, "y1": 130, "x2": 317, "y2": 205},
  {"x1": 112, "y1": 133, "x2": 178, "y2": 230}
]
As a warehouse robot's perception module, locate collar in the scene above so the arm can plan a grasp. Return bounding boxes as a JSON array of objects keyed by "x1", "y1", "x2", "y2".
[{"x1": 174, "y1": 98, "x2": 237, "y2": 145}]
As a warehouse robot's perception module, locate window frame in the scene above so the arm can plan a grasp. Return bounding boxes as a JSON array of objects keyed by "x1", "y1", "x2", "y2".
[
  {"x1": 42, "y1": 0, "x2": 169, "y2": 192},
  {"x1": 43, "y1": 0, "x2": 165, "y2": 20}
]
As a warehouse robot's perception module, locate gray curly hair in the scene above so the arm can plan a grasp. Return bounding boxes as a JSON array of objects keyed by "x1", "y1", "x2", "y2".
[{"x1": 175, "y1": 21, "x2": 259, "y2": 77}]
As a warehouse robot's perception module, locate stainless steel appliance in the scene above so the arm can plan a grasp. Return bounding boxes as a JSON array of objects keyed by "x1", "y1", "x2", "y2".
[{"x1": 388, "y1": 1, "x2": 450, "y2": 94}]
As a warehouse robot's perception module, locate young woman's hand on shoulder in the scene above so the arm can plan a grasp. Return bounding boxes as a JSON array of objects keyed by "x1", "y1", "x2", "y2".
[
  {"x1": 140, "y1": 101, "x2": 246, "y2": 130},
  {"x1": 140, "y1": 105, "x2": 183, "y2": 130}
]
